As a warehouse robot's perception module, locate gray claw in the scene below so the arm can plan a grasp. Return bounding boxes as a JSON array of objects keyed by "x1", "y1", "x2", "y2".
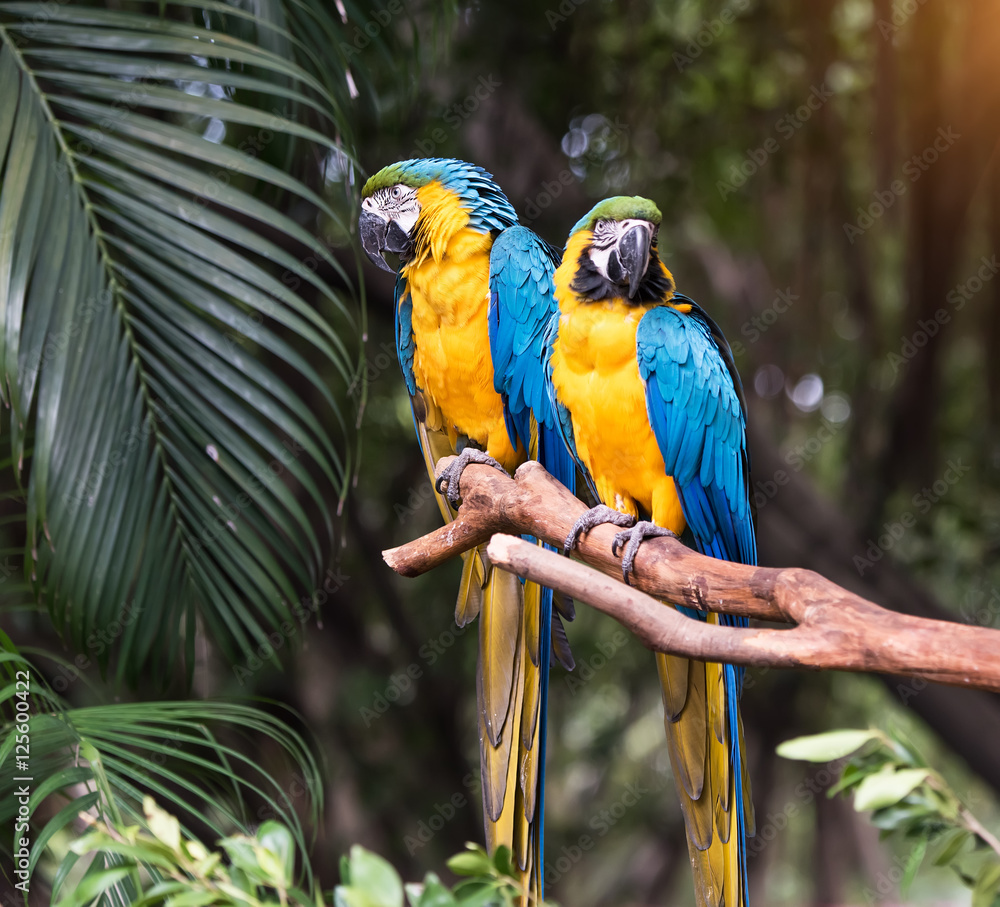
[
  {"x1": 564, "y1": 504, "x2": 635, "y2": 555},
  {"x1": 434, "y1": 448, "x2": 508, "y2": 507},
  {"x1": 612, "y1": 521, "x2": 677, "y2": 586}
]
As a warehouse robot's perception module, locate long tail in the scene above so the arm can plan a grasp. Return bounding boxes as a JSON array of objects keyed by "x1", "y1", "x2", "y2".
[
  {"x1": 472, "y1": 564, "x2": 551, "y2": 905},
  {"x1": 508, "y1": 418, "x2": 577, "y2": 902},
  {"x1": 474, "y1": 565, "x2": 528, "y2": 887},
  {"x1": 515, "y1": 580, "x2": 553, "y2": 901},
  {"x1": 422, "y1": 416, "x2": 568, "y2": 904},
  {"x1": 417, "y1": 418, "x2": 533, "y2": 883},
  {"x1": 658, "y1": 612, "x2": 754, "y2": 907}
]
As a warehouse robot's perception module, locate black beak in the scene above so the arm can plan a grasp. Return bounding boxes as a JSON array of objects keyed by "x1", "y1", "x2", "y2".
[
  {"x1": 616, "y1": 223, "x2": 652, "y2": 299},
  {"x1": 359, "y1": 210, "x2": 395, "y2": 273}
]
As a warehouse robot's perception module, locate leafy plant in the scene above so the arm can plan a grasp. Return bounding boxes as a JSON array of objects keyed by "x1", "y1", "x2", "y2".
[
  {"x1": 55, "y1": 797, "x2": 313, "y2": 905},
  {"x1": 0, "y1": 0, "x2": 368, "y2": 679},
  {"x1": 342, "y1": 842, "x2": 553, "y2": 907},
  {"x1": 1, "y1": 644, "x2": 322, "y2": 899},
  {"x1": 778, "y1": 727, "x2": 1000, "y2": 906},
  {"x1": 56, "y1": 802, "x2": 554, "y2": 907}
]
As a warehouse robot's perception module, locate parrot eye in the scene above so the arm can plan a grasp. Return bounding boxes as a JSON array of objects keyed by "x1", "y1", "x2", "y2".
[
  {"x1": 391, "y1": 185, "x2": 403, "y2": 200},
  {"x1": 593, "y1": 220, "x2": 617, "y2": 247}
]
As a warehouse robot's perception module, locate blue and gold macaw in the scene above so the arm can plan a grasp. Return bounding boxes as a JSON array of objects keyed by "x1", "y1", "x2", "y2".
[
  {"x1": 359, "y1": 159, "x2": 575, "y2": 898},
  {"x1": 545, "y1": 196, "x2": 756, "y2": 907}
]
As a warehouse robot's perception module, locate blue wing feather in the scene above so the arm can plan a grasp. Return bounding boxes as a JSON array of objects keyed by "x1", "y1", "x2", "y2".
[
  {"x1": 636, "y1": 295, "x2": 756, "y2": 901},
  {"x1": 489, "y1": 226, "x2": 577, "y2": 495},
  {"x1": 394, "y1": 272, "x2": 417, "y2": 398},
  {"x1": 636, "y1": 299, "x2": 756, "y2": 576}
]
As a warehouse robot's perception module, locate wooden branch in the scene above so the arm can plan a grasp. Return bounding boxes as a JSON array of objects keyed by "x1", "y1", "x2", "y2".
[{"x1": 383, "y1": 459, "x2": 1000, "y2": 693}]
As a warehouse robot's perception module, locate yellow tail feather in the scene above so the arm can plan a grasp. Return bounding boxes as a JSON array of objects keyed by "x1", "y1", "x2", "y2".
[
  {"x1": 412, "y1": 405, "x2": 546, "y2": 904},
  {"x1": 519, "y1": 655, "x2": 542, "y2": 826},
  {"x1": 456, "y1": 547, "x2": 485, "y2": 627},
  {"x1": 479, "y1": 640, "x2": 521, "y2": 836},
  {"x1": 475, "y1": 572, "x2": 548, "y2": 907},
  {"x1": 479, "y1": 568, "x2": 521, "y2": 747},
  {"x1": 524, "y1": 575, "x2": 541, "y2": 668},
  {"x1": 658, "y1": 633, "x2": 747, "y2": 907}
]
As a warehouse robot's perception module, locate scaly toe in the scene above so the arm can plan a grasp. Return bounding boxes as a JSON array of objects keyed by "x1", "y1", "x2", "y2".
[
  {"x1": 616, "y1": 521, "x2": 677, "y2": 585},
  {"x1": 433, "y1": 464, "x2": 461, "y2": 506},
  {"x1": 563, "y1": 504, "x2": 634, "y2": 555},
  {"x1": 611, "y1": 529, "x2": 631, "y2": 558},
  {"x1": 434, "y1": 448, "x2": 509, "y2": 507}
]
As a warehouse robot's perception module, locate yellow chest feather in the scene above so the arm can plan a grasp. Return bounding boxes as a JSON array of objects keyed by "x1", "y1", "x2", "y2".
[
  {"x1": 400, "y1": 184, "x2": 518, "y2": 469},
  {"x1": 550, "y1": 236, "x2": 685, "y2": 530}
]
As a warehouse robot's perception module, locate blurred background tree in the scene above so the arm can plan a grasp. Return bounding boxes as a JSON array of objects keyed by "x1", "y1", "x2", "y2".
[{"x1": 2, "y1": 0, "x2": 999, "y2": 905}]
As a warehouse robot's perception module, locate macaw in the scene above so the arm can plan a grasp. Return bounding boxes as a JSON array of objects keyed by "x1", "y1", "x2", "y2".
[
  {"x1": 358, "y1": 158, "x2": 575, "y2": 898},
  {"x1": 545, "y1": 196, "x2": 756, "y2": 907}
]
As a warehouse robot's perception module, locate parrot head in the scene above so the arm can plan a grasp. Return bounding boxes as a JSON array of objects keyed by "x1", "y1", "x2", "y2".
[
  {"x1": 566, "y1": 196, "x2": 674, "y2": 302},
  {"x1": 359, "y1": 161, "x2": 423, "y2": 272},
  {"x1": 359, "y1": 158, "x2": 518, "y2": 272}
]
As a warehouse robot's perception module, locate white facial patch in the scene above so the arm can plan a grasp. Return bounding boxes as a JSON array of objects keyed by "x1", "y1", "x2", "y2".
[
  {"x1": 394, "y1": 200, "x2": 419, "y2": 235},
  {"x1": 588, "y1": 242, "x2": 614, "y2": 276},
  {"x1": 363, "y1": 184, "x2": 421, "y2": 235},
  {"x1": 616, "y1": 218, "x2": 655, "y2": 236},
  {"x1": 587, "y1": 218, "x2": 655, "y2": 282}
]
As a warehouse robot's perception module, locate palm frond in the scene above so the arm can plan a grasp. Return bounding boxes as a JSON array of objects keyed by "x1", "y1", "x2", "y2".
[
  {"x1": 0, "y1": 0, "x2": 372, "y2": 679},
  {"x1": 0, "y1": 660, "x2": 322, "y2": 891}
]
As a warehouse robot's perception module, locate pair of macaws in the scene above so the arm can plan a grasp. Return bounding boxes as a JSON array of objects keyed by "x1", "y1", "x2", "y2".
[{"x1": 359, "y1": 158, "x2": 755, "y2": 907}]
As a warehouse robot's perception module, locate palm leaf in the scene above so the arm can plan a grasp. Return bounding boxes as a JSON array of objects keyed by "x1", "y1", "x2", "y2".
[
  {"x1": 0, "y1": 650, "x2": 322, "y2": 893},
  {"x1": 0, "y1": 0, "x2": 371, "y2": 680}
]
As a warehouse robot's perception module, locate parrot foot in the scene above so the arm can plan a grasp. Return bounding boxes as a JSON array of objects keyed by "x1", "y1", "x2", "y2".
[
  {"x1": 612, "y1": 521, "x2": 678, "y2": 586},
  {"x1": 563, "y1": 505, "x2": 635, "y2": 555},
  {"x1": 434, "y1": 448, "x2": 508, "y2": 506}
]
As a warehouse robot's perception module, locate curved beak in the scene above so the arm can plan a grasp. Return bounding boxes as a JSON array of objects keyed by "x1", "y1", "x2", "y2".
[
  {"x1": 359, "y1": 209, "x2": 395, "y2": 272},
  {"x1": 616, "y1": 223, "x2": 653, "y2": 299}
]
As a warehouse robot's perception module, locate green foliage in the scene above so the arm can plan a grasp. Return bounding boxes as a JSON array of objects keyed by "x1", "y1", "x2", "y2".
[
  {"x1": 339, "y1": 841, "x2": 554, "y2": 907},
  {"x1": 0, "y1": 649, "x2": 322, "y2": 892},
  {"x1": 56, "y1": 797, "x2": 317, "y2": 905},
  {"x1": 58, "y1": 808, "x2": 553, "y2": 907},
  {"x1": 776, "y1": 728, "x2": 881, "y2": 762},
  {"x1": 338, "y1": 846, "x2": 407, "y2": 907},
  {"x1": 780, "y1": 727, "x2": 1000, "y2": 905},
  {"x1": 0, "y1": 0, "x2": 367, "y2": 679},
  {"x1": 337, "y1": 842, "x2": 550, "y2": 907}
]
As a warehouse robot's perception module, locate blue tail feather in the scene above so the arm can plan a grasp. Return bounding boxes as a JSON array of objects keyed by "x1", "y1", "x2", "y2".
[
  {"x1": 726, "y1": 662, "x2": 749, "y2": 900},
  {"x1": 537, "y1": 581, "x2": 553, "y2": 894}
]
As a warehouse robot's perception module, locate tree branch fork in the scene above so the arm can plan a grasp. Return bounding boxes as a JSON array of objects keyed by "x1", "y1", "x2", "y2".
[{"x1": 382, "y1": 459, "x2": 1000, "y2": 694}]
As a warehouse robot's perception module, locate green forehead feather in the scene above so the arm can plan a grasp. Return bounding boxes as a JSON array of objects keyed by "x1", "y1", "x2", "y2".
[
  {"x1": 570, "y1": 196, "x2": 663, "y2": 236},
  {"x1": 362, "y1": 163, "x2": 425, "y2": 197}
]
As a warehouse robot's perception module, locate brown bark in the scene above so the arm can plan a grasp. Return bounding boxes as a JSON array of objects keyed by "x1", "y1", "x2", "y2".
[{"x1": 383, "y1": 459, "x2": 1000, "y2": 693}]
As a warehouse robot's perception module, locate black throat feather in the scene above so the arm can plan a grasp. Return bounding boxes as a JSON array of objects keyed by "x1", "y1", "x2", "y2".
[{"x1": 570, "y1": 241, "x2": 676, "y2": 303}]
